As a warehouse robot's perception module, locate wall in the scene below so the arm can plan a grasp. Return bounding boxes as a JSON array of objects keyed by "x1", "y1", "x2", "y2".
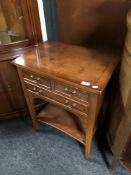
[{"x1": 56, "y1": 0, "x2": 131, "y2": 50}]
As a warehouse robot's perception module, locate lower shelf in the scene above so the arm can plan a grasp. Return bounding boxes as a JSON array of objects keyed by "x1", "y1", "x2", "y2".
[{"x1": 37, "y1": 104, "x2": 86, "y2": 144}]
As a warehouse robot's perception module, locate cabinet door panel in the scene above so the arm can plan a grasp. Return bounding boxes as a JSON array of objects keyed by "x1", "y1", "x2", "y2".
[
  {"x1": 0, "y1": 61, "x2": 26, "y2": 114},
  {"x1": 0, "y1": 77, "x2": 13, "y2": 113}
]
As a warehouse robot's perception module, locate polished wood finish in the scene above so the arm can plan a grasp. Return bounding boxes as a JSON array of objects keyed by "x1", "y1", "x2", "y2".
[
  {"x1": 13, "y1": 41, "x2": 120, "y2": 159},
  {"x1": 56, "y1": 0, "x2": 131, "y2": 49},
  {"x1": 13, "y1": 42, "x2": 119, "y2": 94},
  {"x1": 0, "y1": 0, "x2": 42, "y2": 120},
  {"x1": 37, "y1": 104, "x2": 86, "y2": 144}
]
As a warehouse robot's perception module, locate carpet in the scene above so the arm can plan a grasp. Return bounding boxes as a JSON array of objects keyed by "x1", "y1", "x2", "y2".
[{"x1": 0, "y1": 118, "x2": 130, "y2": 175}]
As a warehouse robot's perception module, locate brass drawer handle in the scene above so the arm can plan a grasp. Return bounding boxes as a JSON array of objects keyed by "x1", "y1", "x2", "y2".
[
  {"x1": 65, "y1": 100, "x2": 72, "y2": 108},
  {"x1": 37, "y1": 89, "x2": 43, "y2": 95},
  {"x1": 64, "y1": 87, "x2": 69, "y2": 92},
  {"x1": 33, "y1": 87, "x2": 37, "y2": 91},
  {"x1": 64, "y1": 87, "x2": 77, "y2": 95},
  {"x1": 36, "y1": 77, "x2": 41, "y2": 81},
  {"x1": 72, "y1": 103, "x2": 77, "y2": 107},
  {"x1": 65, "y1": 99, "x2": 69, "y2": 104},
  {"x1": 30, "y1": 75, "x2": 34, "y2": 79},
  {"x1": 71, "y1": 90, "x2": 77, "y2": 94},
  {"x1": 38, "y1": 90, "x2": 43, "y2": 94},
  {"x1": 32, "y1": 87, "x2": 43, "y2": 95},
  {"x1": 30, "y1": 75, "x2": 41, "y2": 82},
  {"x1": 64, "y1": 100, "x2": 77, "y2": 108}
]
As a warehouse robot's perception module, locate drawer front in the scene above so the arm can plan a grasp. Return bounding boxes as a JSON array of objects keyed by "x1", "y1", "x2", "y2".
[
  {"x1": 55, "y1": 96, "x2": 88, "y2": 114},
  {"x1": 25, "y1": 82, "x2": 88, "y2": 115},
  {"x1": 24, "y1": 82, "x2": 51, "y2": 97},
  {"x1": 54, "y1": 82, "x2": 88, "y2": 102},
  {"x1": 22, "y1": 70, "x2": 51, "y2": 89}
]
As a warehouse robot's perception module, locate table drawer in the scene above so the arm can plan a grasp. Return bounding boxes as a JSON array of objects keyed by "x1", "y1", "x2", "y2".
[
  {"x1": 25, "y1": 82, "x2": 88, "y2": 115},
  {"x1": 56, "y1": 96, "x2": 88, "y2": 114},
  {"x1": 54, "y1": 82, "x2": 88, "y2": 102},
  {"x1": 22, "y1": 70, "x2": 51, "y2": 89},
  {"x1": 24, "y1": 81, "x2": 51, "y2": 97}
]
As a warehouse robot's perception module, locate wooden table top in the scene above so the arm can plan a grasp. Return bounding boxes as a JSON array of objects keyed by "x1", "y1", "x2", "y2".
[{"x1": 13, "y1": 41, "x2": 120, "y2": 94}]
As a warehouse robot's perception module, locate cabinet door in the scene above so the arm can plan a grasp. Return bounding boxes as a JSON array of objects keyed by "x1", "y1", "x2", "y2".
[
  {"x1": 0, "y1": 74, "x2": 12, "y2": 114},
  {"x1": 0, "y1": 61, "x2": 26, "y2": 114}
]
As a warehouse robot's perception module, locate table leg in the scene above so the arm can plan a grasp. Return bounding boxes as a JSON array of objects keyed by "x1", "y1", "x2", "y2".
[
  {"x1": 85, "y1": 94, "x2": 98, "y2": 159},
  {"x1": 17, "y1": 69, "x2": 39, "y2": 130},
  {"x1": 27, "y1": 95, "x2": 39, "y2": 130},
  {"x1": 85, "y1": 118, "x2": 94, "y2": 159}
]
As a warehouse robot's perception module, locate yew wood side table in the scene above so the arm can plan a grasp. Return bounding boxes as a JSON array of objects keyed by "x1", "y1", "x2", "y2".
[{"x1": 13, "y1": 42, "x2": 120, "y2": 159}]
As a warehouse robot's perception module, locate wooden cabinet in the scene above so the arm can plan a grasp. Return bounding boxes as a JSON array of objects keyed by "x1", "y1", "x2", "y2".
[{"x1": 0, "y1": 0, "x2": 42, "y2": 119}]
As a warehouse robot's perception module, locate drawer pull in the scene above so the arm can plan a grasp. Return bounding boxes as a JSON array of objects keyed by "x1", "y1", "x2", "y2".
[
  {"x1": 65, "y1": 100, "x2": 72, "y2": 108},
  {"x1": 64, "y1": 87, "x2": 77, "y2": 95},
  {"x1": 65, "y1": 100, "x2": 77, "y2": 108},
  {"x1": 72, "y1": 90, "x2": 77, "y2": 94},
  {"x1": 65, "y1": 100, "x2": 69, "y2": 104},
  {"x1": 72, "y1": 103, "x2": 77, "y2": 107},
  {"x1": 39, "y1": 90, "x2": 43, "y2": 94},
  {"x1": 36, "y1": 89, "x2": 43, "y2": 95},
  {"x1": 33, "y1": 87, "x2": 37, "y2": 91},
  {"x1": 30, "y1": 75, "x2": 41, "y2": 82},
  {"x1": 30, "y1": 75, "x2": 34, "y2": 79},
  {"x1": 33, "y1": 87, "x2": 39, "y2": 95},
  {"x1": 32, "y1": 87, "x2": 43, "y2": 95},
  {"x1": 36, "y1": 77, "x2": 41, "y2": 81},
  {"x1": 64, "y1": 87, "x2": 69, "y2": 92}
]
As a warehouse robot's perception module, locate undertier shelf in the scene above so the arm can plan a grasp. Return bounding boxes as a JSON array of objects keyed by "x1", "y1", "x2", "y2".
[{"x1": 37, "y1": 104, "x2": 86, "y2": 144}]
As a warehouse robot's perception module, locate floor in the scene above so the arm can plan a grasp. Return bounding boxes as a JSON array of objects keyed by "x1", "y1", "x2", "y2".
[{"x1": 0, "y1": 117, "x2": 130, "y2": 175}]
